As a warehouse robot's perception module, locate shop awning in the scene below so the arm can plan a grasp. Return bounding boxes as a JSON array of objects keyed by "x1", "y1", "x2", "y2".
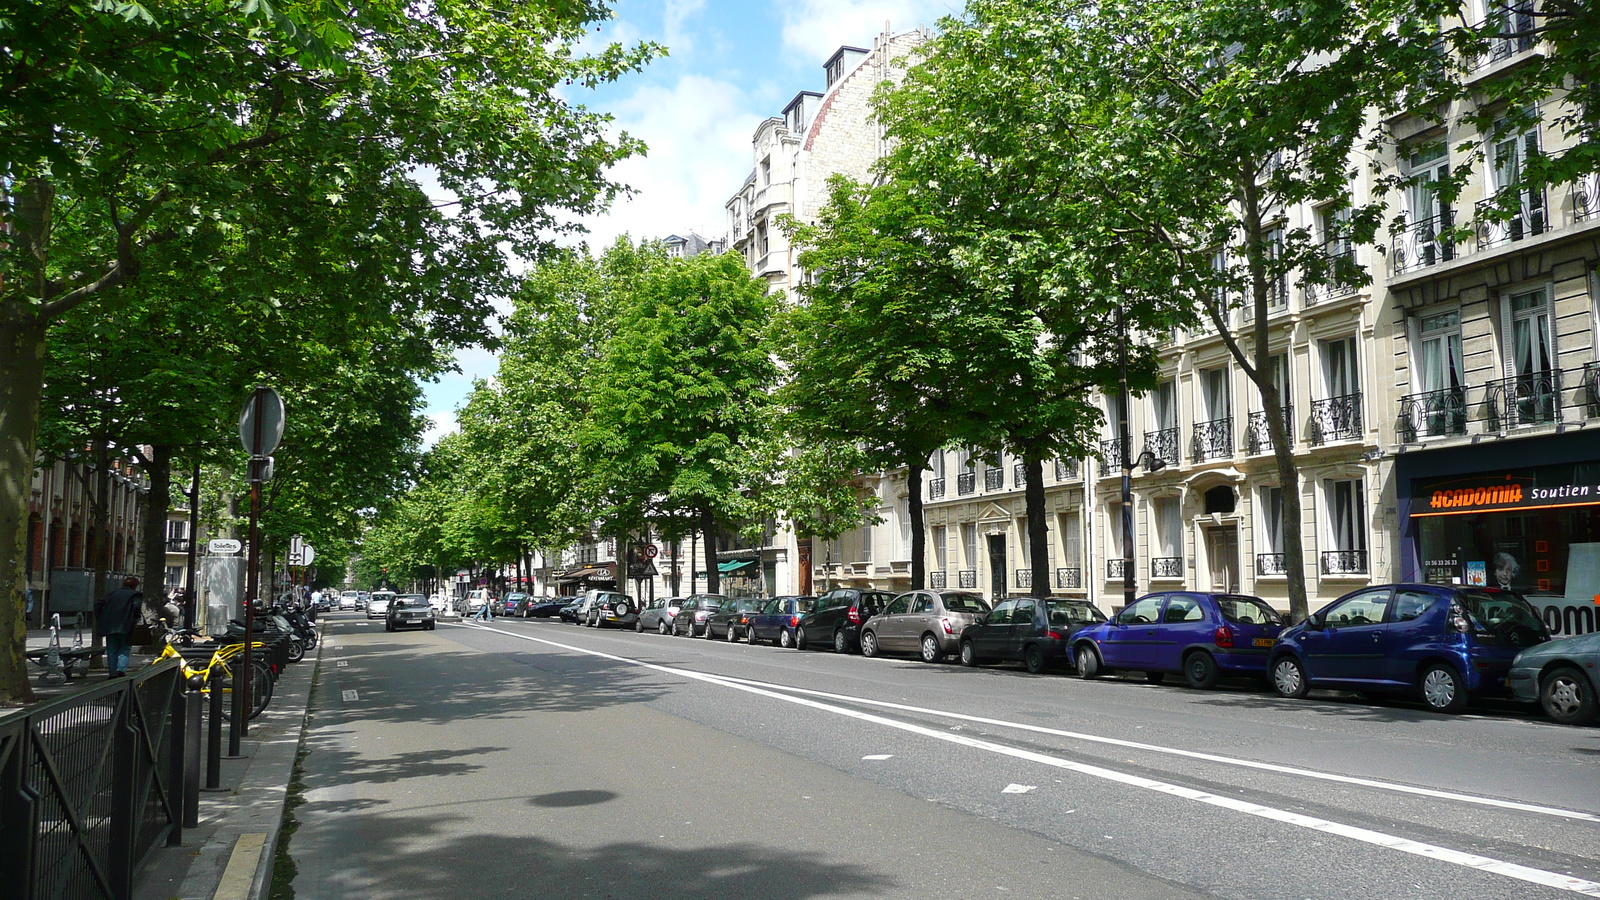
[
  {"x1": 717, "y1": 559, "x2": 755, "y2": 574},
  {"x1": 556, "y1": 565, "x2": 615, "y2": 583}
]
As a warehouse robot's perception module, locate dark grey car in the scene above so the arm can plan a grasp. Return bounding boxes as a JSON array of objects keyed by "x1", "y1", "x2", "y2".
[
  {"x1": 672, "y1": 594, "x2": 728, "y2": 637},
  {"x1": 861, "y1": 589, "x2": 993, "y2": 662}
]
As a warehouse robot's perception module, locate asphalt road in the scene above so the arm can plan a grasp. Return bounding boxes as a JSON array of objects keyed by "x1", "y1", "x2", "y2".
[{"x1": 285, "y1": 612, "x2": 1600, "y2": 900}]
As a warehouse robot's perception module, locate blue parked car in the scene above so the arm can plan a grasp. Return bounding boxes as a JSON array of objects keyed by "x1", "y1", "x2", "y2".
[
  {"x1": 1072, "y1": 592, "x2": 1285, "y2": 688},
  {"x1": 746, "y1": 595, "x2": 819, "y2": 648},
  {"x1": 1269, "y1": 584, "x2": 1550, "y2": 714}
]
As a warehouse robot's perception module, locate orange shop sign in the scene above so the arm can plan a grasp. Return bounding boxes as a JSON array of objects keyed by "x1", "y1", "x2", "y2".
[{"x1": 1414, "y1": 474, "x2": 1600, "y2": 517}]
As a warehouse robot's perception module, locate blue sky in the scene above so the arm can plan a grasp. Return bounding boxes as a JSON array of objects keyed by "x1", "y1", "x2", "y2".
[{"x1": 419, "y1": 0, "x2": 963, "y2": 443}]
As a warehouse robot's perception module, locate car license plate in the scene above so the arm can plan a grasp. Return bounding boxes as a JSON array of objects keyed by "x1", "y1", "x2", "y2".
[{"x1": 1253, "y1": 638, "x2": 1276, "y2": 647}]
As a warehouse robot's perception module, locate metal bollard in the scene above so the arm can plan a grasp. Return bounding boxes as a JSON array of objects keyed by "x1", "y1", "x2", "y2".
[
  {"x1": 184, "y1": 688, "x2": 202, "y2": 823},
  {"x1": 207, "y1": 681, "x2": 227, "y2": 788},
  {"x1": 228, "y1": 664, "x2": 245, "y2": 757}
]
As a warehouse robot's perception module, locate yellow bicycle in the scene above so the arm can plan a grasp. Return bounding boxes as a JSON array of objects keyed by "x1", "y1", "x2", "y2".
[{"x1": 156, "y1": 635, "x2": 274, "y2": 720}]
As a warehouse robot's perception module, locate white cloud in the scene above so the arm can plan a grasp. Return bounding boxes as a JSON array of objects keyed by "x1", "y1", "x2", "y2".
[
  {"x1": 663, "y1": 0, "x2": 707, "y2": 53},
  {"x1": 578, "y1": 73, "x2": 758, "y2": 250},
  {"x1": 421, "y1": 411, "x2": 459, "y2": 447},
  {"x1": 776, "y1": 0, "x2": 958, "y2": 65}
]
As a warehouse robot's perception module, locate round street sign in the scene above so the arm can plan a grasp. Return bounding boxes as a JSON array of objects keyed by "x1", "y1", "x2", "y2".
[
  {"x1": 238, "y1": 386, "x2": 286, "y2": 457},
  {"x1": 644, "y1": 545, "x2": 659, "y2": 559},
  {"x1": 208, "y1": 539, "x2": 243, "y2": 554}
]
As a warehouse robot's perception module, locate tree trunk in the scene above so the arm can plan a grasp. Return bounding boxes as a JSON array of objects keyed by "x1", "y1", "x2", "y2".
[
  {"x1": 616, "y1": 533, "x2": 630, "y2": 593},
  {"x1": 701, "y1": 508, "x2": 719, "y2": 595},
  {"x1": 0, "y1": 317, "x2": 48, "y2": 702},
  {"x1": 140, "y1": 446, "x2": 173, "y2": 624},
  {"x1": 1025, "y1": 456, "x2": 1050, "y2": 598},
  {"x1": 91, "y1": 443, "x2": 112, "y2": 604},
  {"x1": 907, "y1": 463, "x2": 925, "y2": 591},
  {"x1": 670, "y1": 541, "x2": 682, "y2": 595}
]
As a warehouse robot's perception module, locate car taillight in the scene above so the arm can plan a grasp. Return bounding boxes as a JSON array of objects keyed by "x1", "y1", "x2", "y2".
[
  {"x1": 848, "y1": 606, "x2": 861, "y2": 625},
  {"x1": 1214, "y1": 625, "x2": 1235, "y2": 648},
  {"x1": 1046, "y1": 630, "x2": 1066, "y2": 641},
  {"x1": 788, "y1": 615, "x2": 799, "y2": 627},
  {"x1": 740, "y1": 616, "x2": 749, "y2": 624},
  {"x1": 940, "y1": 617, "x2": 954, "y2": 634}
]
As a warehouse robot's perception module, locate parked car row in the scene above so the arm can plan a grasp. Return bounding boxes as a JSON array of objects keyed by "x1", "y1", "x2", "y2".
[{"x1": 538, "y1": 581, "x2": 1594, "y2": 726}]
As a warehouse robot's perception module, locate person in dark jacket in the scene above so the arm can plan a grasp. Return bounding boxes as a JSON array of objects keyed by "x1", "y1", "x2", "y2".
[{"x1": 95, "y1": 576, "x2": 144, "y2": 678}]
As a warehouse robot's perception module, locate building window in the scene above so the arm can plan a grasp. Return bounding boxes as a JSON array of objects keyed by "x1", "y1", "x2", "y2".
[
  {"x1": 1192, "y1": 367, "x2": 1232, "y2": 462},
  {"x1": 1257, "y1": 486, "x2": 1286, "y2": 575},
  {"x1": 1497, "y1": 288, "x2": 1558, "y2": 426},
  {"x1": 760, "y1": 155, "x2": 771, "y2": 186},
  {"x1": 899, "y1": 498, "x2": 912, "y2": 558},
  {"x1": 1311, "y1": 336, "x2": 1362, "y2": 444},
  {"x1": 1151, "y1": 498, "x2": 1183, "y2": 578},
  {"x1": 961, "y1": 522, "x2": 977, "y2": 571},
  {"x1": 931, "y1": 525, "x2": 947, "y2": 572},
  {"x1": 1322, "y1": 478, "x2": 1369, "y2": 575},
  {"x1": 1404, "y1": 310, "x2": 1465, "y2": 439}
]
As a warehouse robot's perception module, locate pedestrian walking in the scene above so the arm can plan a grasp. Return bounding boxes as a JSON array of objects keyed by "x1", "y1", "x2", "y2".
[
  {"x1": 95, "y1": 576, "x2": 144, "y2": 678},
  {"x1": 473, "y1": 595, "x2": 494, "y2": 622}
]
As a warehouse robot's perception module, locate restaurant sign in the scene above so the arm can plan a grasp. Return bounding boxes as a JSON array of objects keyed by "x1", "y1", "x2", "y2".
[{"x1": 1413, "y1": 472, "x2": 1600, "y2": 517}]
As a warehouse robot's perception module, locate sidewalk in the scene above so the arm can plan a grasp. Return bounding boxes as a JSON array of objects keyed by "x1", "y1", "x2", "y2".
[{"x1": 113, "y1": 628, "x2": 322, "y2": 900}]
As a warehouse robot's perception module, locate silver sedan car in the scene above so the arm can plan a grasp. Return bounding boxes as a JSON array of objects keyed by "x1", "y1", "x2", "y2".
[
  {"x1": 861, "y1": 589, "x2": 993, "y2": 662},
  {"x1": 636, "y1": 597, "x2": 685, "y2": 634}
]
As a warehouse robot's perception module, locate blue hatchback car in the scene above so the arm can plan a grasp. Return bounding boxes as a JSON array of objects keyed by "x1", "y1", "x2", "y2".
[
  {"x1": 1072, "y1": 592, "x2": 1285, "y2": 688},
  {"x1": 746, "y1": 595, "x2": 819, "y2": 648},
  {"x1": 1269, "y1": 584, "x2": 1550, "y2": 713}
]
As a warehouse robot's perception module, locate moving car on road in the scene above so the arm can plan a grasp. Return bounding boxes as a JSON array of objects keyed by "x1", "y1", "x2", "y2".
[
  {"x1": 861, "y1": 589, "x2": 992, "y2": 663},
  {"x1": 796, "y1": 589, "x2": 895, "y2": 653},
  {"x1": 745, "y1": 596, "x2": 818, "y2": 647},
  {"x1": 338, "y1": 591, "x2": 359, "y2": 611},
  {"x1": 386, "y1": 595, "x2": 436, "y2": 632},
  {"x1": 960, "y1": 596, "x2": 1107, "y2": 673},
  {"x1": 366, "y1": 590, "x2": 396, "y2": 619},
  {"x1": 1509, "y1": 629, "x2": 1599, "y2": 725},
  {"x1": 1073, "y1": 592, "x2": 1285, "y2": 688},
  {"x1": 1269, "y1": 585, "x2": 1549, "y2": 713}
]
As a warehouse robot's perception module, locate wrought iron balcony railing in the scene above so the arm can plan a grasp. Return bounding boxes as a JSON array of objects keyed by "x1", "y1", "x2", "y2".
[
  {"x1": 1190, "y1": 417, "x2": 1233, "y2": 462},
  {"x1": 1145, "y1": 428, "x2": 1179, "y2": 467},
  {"x1": 1398, "y1": 386, "x2": 1468, "y2": 441},
  {"x1": 165, "y1": 538, "x2": 191, "y2": 554},
  {"x1": 1246, "y1": 407, "x2": 1293, "y2": 455},
  {"x1": 1303, "y1": 244, "x2": 1360, "y2": 305},
  {"x1": 957, "y1": 570, "x2": 977, "y2": 589},
  {"x1": 1487, "y1": 369, "x2": 1562, "y2": 429},
  {"x1": 1308, "y1": 392, "x2": 1363, "y2": 445},
  {"x1": 1586, "y1": 362, "x2": 1600, "y2": 418},
  {"x1": 1390, "y1": 211, "x2": 1455, "y2": 274},
  {"x1": 957, "y1": 472, "x2": 976, "y2": 495},
  {"x1": 929, "y1": 570, "x2": 947, "y2": 589},
  {"x1": 1098, "y1": 438, "x2": 1124, "y2": 475},
  {"x1": 985, "y1": 468, "x2": 1005, "y2": 491},
  {"x1": 1055, "y1": 567, "x2": 1082, "y2": 590},
  {"x1": 1482, "y1": 1, "x2": 1537, "y2": 65},
  {"x1": 1151, "y1": 557, "x2": 1184, "y2": 578},
  {"x1": 928, "y1": 477, "x2": 946, "y2": 499},
  {"x1": 1015, "y1": 569, "x2": 1032, "y2": 588},
  {"x1": 1320, "y1": 549, "x2": 1369, "y2": 575},
  {"x1": 1475, "y1": 190, "x2": 1548, "y2": 250},
  {"x1": 1054, "y1": 458, "x2": 1079, "y2": 481},
  {"x1": 1257, "y1": 552, "x2": 1288, "y2": 575},
  {"x1": 1013, "y1": 463, "x2": 1026, "y2": 488},
  {"x1": 1106, "y1": 558, "x2": 1126, "y2": 580},
  {"x1": 1574, "y1": 173, "x2": 1600, "y2": 222}
]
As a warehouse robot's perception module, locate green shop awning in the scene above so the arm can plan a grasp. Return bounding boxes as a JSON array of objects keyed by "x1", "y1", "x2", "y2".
[{"x1": 717, "y1": 559, "x2": 755, "y2": 573}]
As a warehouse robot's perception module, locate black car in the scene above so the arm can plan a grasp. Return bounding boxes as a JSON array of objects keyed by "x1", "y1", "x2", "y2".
[
  {"x1": 960, "y1": 596, "x2": 1107, "y2": 673},
  {"x1": 385, "y1": 596, "x2": 437, "y2": 632},
  {"x1": 796, "y1": 588, "x2": 896, "y2": 653},
  {"x1": 557, "y1": 598, "x2": 584, "y2": 623},
  {"x1": 705, "y1": 597, "x2": 765, "y2": 642},
  {"x1": 525, "y1": 596, "x2": 567, "y2": 618},
  {"x1": 672, "y1": 594, "x2": 729, "y2": 637}
]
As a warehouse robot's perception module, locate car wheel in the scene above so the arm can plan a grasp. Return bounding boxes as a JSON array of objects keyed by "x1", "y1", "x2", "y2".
[
  {"x1": 1184, "y1": 651, "x2": 1219, "y2": 690},
  {"x1": 1075, "y1": 645, "x2": 1102, "y2": 679},
  {"x1": 1540, "y1": 666, "x2": 1598, "y2": 726},
  {"x1": 635, "y1": 620, "x2": 644, "y2": 633},
  {"x1": 426, "y1": 623, "x2": 436, "y2": 631},
  {"x1": 746, "y1": 625, "x2": 758, "y2": 645},
  {"x1": 384, "y1": 623, "x2": 393, "y2": 633},
  {"x1": 860, "y1": 631, "x2": 880, "y2": 658},
  {"x1": 795, "y1": 627, "x2": 809, "y2": 651},
  {"x1": 959, "y1": 641, "x2": 977, "y2": 667},
  {"x1": 1144, "y1": 671, "x2": 1165, "y2": 685},
  {"x1": 658, "y1": 620, "x2": 671, "y2": 635},
  {"x1": 1419, "y1": 663, "x2": 1468, "y2": 714},
  {"x1": 704, "y1": 623, "x2": 716, "y2": 640},
  {"x1": 780, "y1": 628, "x2": 795, "y2": 649},
  {"x1": 1271, "y1": 656, "x2": 1310, "y2": 699},
  {"x1": 1023, "y1": 644, "x2": 1046, "y2": 675},
  {"x1": 920, "y1": 633, "x2": 943, "y2": 663},
  {"x1": 834, "y1": 629, "x2": 848, "y2": 654},
  {"x1": 727, "y1": 623, "x2": 739, "y2": 642}
]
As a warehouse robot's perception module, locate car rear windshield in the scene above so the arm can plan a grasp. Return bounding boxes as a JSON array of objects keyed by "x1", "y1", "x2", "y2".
[
  {"x1": 1216, "y1": 596, "x2": 1283, "y2": 626},
  {"x1": 1046, "y1": 601, "x2": 1106, "y2": 625},
  {"x1": 1457, "y1": 590, "x2": 1549, "y2": 643},
  {"x1": 939, "y1": 592, "x2": 990, "y2": 613},
  {"x1": 793, "y1": 597, "x2": 818, "y2": 613}
]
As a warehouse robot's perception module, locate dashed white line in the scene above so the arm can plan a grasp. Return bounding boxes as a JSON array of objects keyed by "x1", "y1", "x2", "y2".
[{"x1": 341, "y1": 689, "x2": 358, "y2": 702}]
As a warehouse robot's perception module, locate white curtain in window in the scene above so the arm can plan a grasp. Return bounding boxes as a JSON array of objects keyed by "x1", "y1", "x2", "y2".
[
  {"x1": 1331, "y1": 480, "x2": 1366, "y2": 552},
  {"x1": 1261, "y1": 487, "x2": 1284, "y2": 554},
  {"x1": 1155, "y1": 499, "x2": 1181, "y2": 557}
]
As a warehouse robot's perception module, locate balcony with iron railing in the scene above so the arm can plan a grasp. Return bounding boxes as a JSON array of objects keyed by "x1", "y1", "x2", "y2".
[
  {"x1": 1476, "y1": 1, "x2": 1537, "y2": 68},
  {"x1": 1015, "y1": 569, "x2": 1032, "y2": 589},
  {"x1": 1055, "y1": 567, "x2": 1082, "y2": 590},
  {"x1": 1398, "y1": 387, "x2": 1467, "y2": 441},
  {"x1": 1246, "y1": 407, "x2": 1293, "y2": 455},
  {"x1": 957, "y1": 472, "x2": 976, "y2": 495},
  {"x1": 929, "y1": 570, "x2": 947, "y2": 589},
  {"x1": 1190, "y1": 417, "x2": 1233, "y2": 463},
  {"x1": 1098, "y1": 438, "x2": 1124, "y2": 476},
  {"x1": 1390, "y1": 211, "x2": 1455, "y2": 275},
  {"x1": 1475, "y1": 189, "x2": 1548, "y2": 250},
  {"x1": 1320, "y1": 549, "x2": 1369, "y2": 576},
  {"x1": 1308, "y1": 393, "x2": 1363, "y2": 445},
  {"x1": 165, "y1": 538, "x2": 191, "y2": 554},
  {"x1": 1303, "y1": 244, "x2": 1360, "y2": 305},
  {"x1": 985, "y1": 468, "x2": 1005, "y2": 491},
  {"x1": 1575, "y1": 172, "x2": 1600, "y2": 222},
  {"x1": 1106, "y1": 558, "x2": 1126, "y2": 580},
  {"x1": 929, "y1": 477, "x2": 946, "y2": 499},
  {"x1": 1151, "y1": 557, "x2": 1184, "y2": 579},
  {"x1": 1257, "y1": 553, "x2": 1288, "y2": 576},
  {"x1": 957, "y1": 570, "x2": 977, "y2": 589},
  {"x1": 1145, "y1": 428, "x2": 1179, "y2": 467},
  {"x1": 1487, "y1": 368, "x2": 1563, "y2": 430},
  {"x1": 1013, "y1": 463, "x2": 1026, "y2": 487},
  {"x1": 1054, "y1": 458, "x2": 1079, "y2": 481}
]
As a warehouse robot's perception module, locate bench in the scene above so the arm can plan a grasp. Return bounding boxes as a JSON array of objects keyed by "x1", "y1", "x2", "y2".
[{"x1": 26, "y1": 647, "x2": 105, "y2": 681}]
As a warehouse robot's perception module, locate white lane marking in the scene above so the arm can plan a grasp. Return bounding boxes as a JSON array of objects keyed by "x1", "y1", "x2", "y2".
[
  {"x1": 341, "y1": 690, "x2": 358, "y2": 702},
  {"x1": 1002, "y1": 784, "x2": 1037, "y2": 794},
  {"x1": 335, "y1": 660, "x2": 349, "y2": 668},
  {"x1": 697, "y1": 672, "x2": 1600, "y2": 824},
  {"x1": 862, "y1": 754, "x2": 894, "y2": 761},
  {"x1": 465, "y1": 623, "x2": 1600, "y2": 897}
]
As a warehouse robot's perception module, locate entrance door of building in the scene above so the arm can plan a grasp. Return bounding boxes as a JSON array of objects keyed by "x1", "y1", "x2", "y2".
[
  {"x1": 987, "y1": 534, "x2": 1007, "y2": 600},
  {"x1": 1205, "y1": 526, "x2": 1239, "y2": 593}
]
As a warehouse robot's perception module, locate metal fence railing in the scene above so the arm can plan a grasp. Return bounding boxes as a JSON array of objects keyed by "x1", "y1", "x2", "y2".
[{"x1": 1, "y1": 659, "x2": 186, "y2": 900}]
